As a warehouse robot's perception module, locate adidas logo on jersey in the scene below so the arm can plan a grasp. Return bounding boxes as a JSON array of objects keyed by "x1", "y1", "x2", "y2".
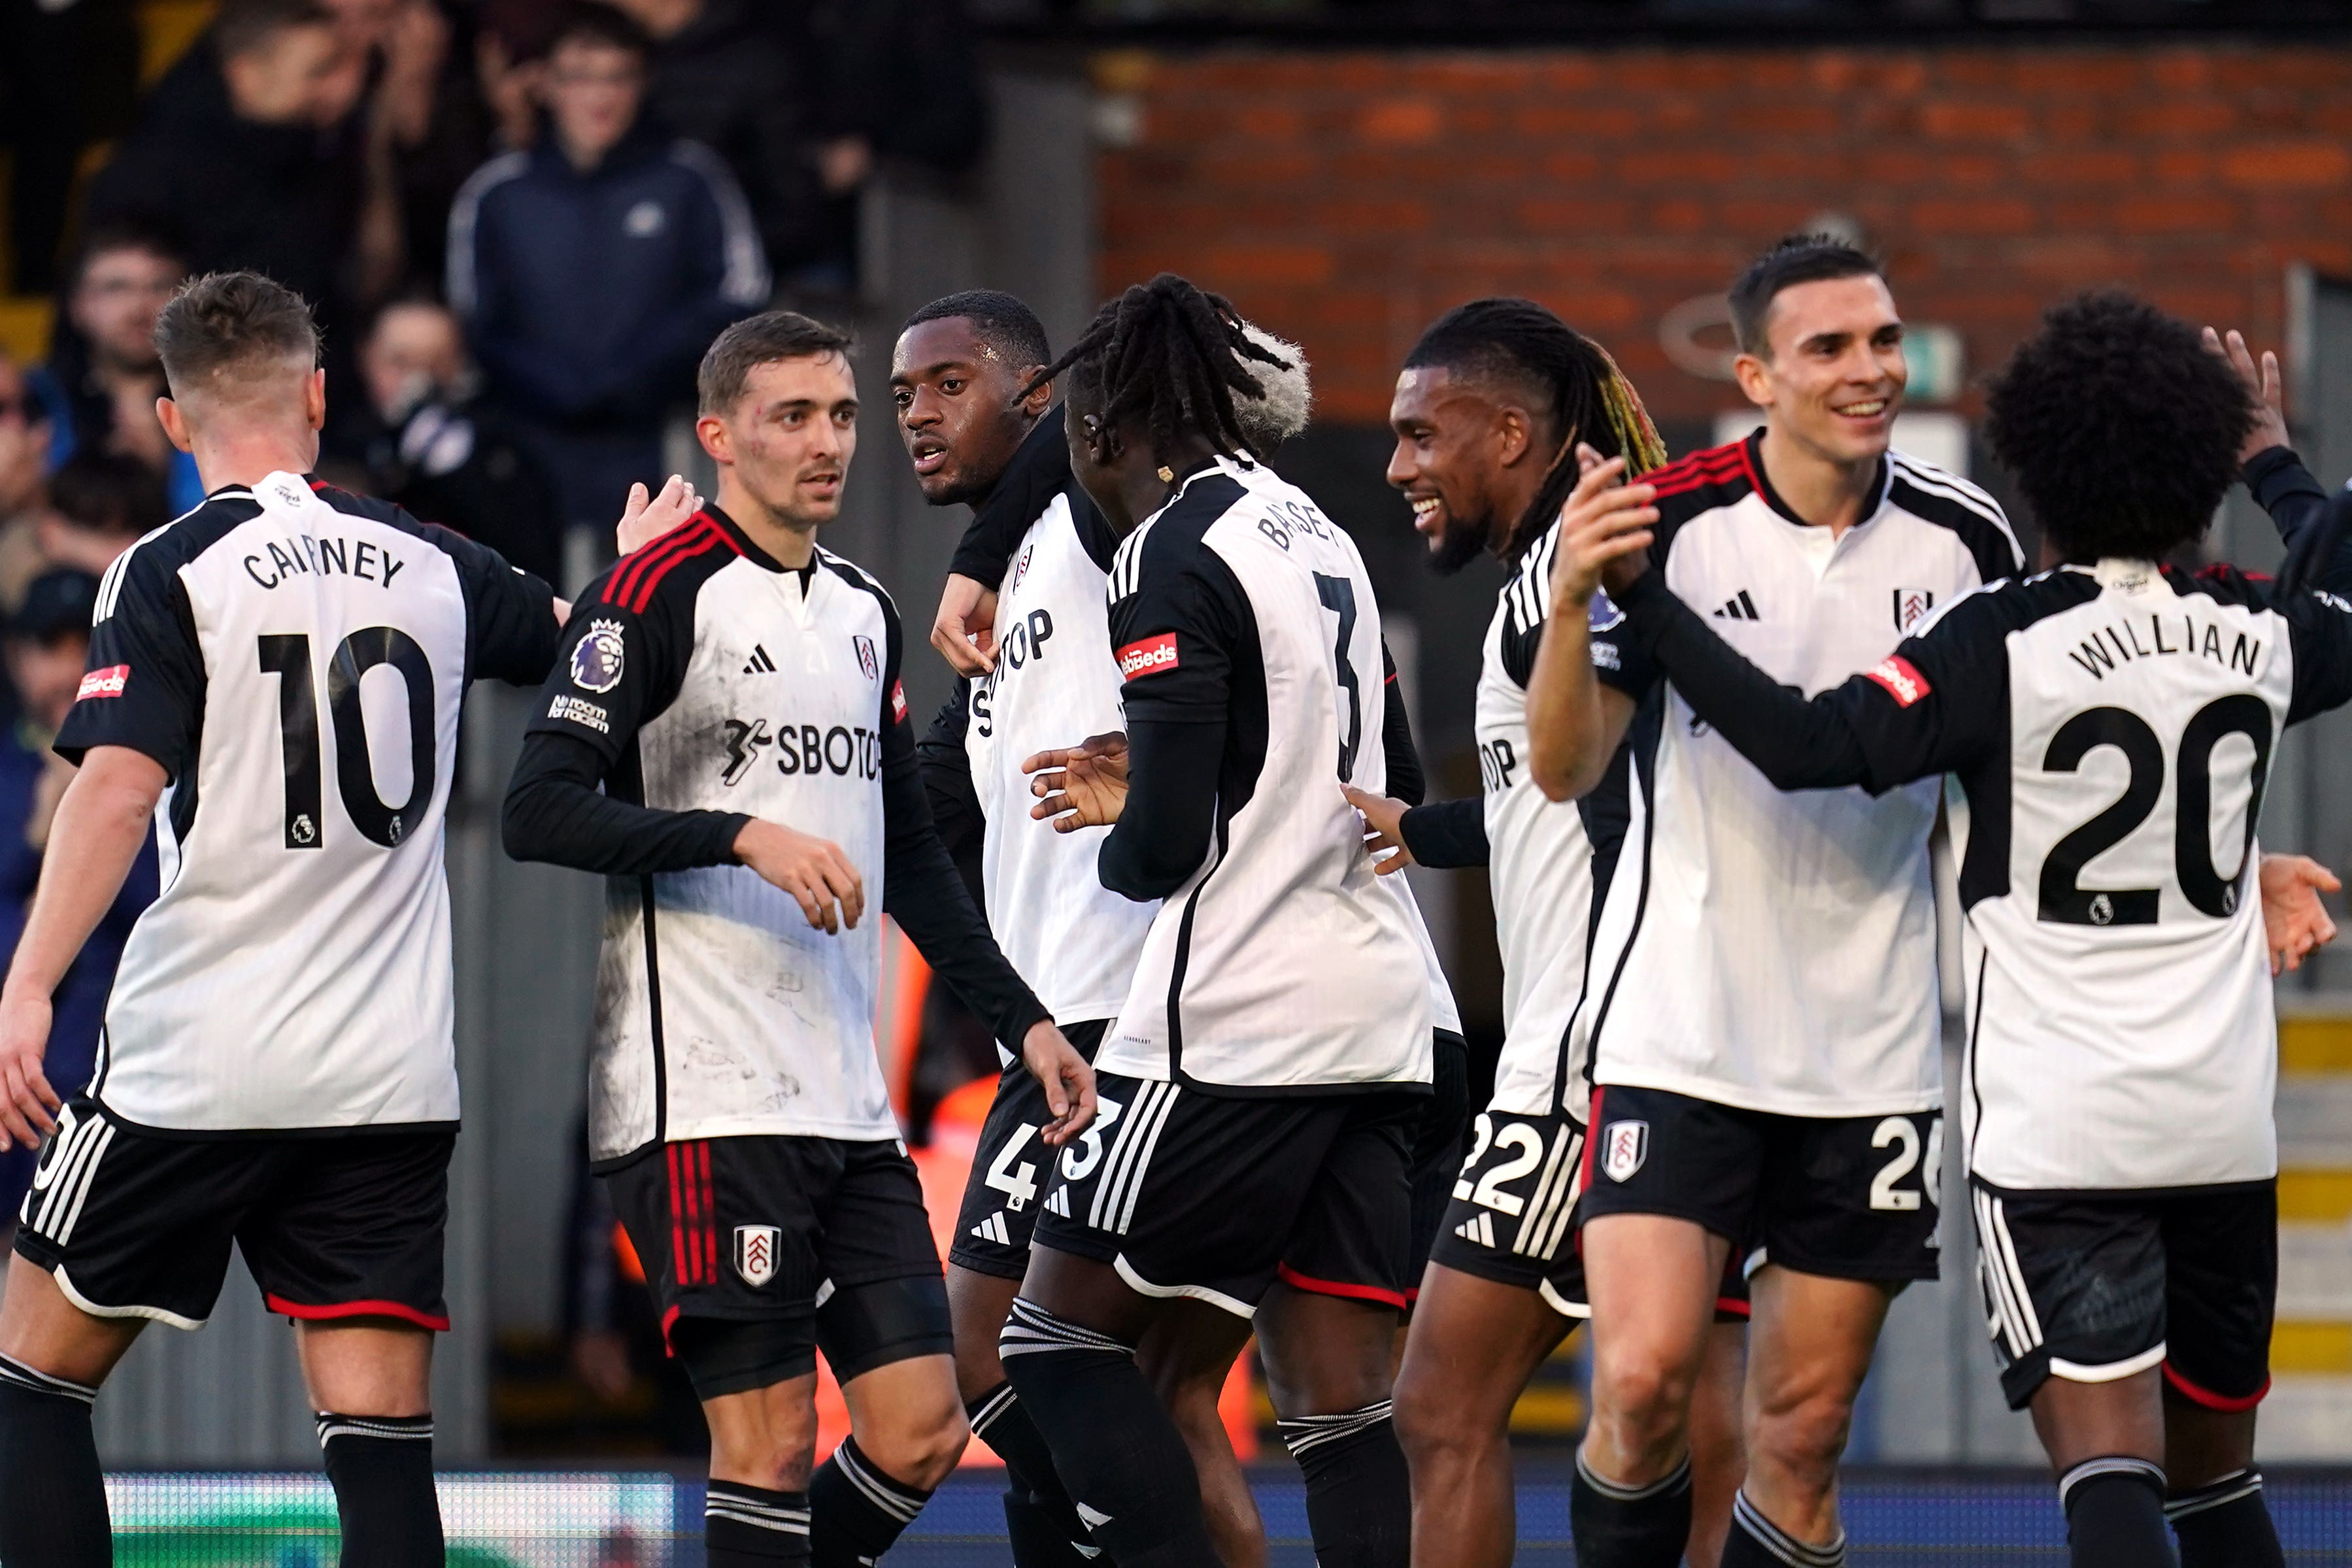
[
  {"x1": 969, "y1": 1211, "x2": 1013, "y2": 1246},
  {"x1": 1454, "y1": 1211, "x2": 1496, "y2": 1248},
  {"x1": 1712, "y1": 590, "x2": 1760, "y2": 622},
  {"x1": 1045, "y1": 1186, "x2": 1071, "y2": 1218},
  {"x1": 742, "y1": 644, "x2": 777, "y2": 675}
]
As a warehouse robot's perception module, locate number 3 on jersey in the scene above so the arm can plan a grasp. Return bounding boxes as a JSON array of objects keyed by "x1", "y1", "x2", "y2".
[
  {"x1": 258, "y1": 628, "x2": 437, "y2": 850},
  {"x1": 1313, "y1": 571, "x2": 1361, "y2": 779}
]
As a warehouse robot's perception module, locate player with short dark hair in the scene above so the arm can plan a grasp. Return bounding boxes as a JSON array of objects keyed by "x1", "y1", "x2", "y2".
[
  {"x1": 0, "y1": 270, "x2": 687, "y2": 1568},
  {"x1": 1348, "y1": 297, "x2": 1749, "y2": 1568},
  {"x1": 1526, "y1": 237, "x2": 2024, "y2": 1568},
  {"x1": 1005, "y1": 275, "x2": 1437, "y2": 1568},
  {"x1": 1558, "y1": 291, "x2": 2352, "y2": 1568},
  {"x1": 503, "y1": 308, "x2": 1095, "y2": 1568}
]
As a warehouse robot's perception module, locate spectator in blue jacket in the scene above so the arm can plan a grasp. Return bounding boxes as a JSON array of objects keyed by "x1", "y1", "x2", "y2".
[
  {"x1": 446, "y1": 1, "x2": 767, "y2": 565},
  {"x1": 0, "y1": 569, "x2": 158, "y2": 1239}
]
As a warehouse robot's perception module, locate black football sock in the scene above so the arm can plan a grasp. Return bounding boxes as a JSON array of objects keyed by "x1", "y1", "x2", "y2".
[
  {"x1": 316, "y1": 1412, "x2": 443, "y2": 1568},
  {"x1": 0, "y1": 1354, "x2": 109, "y2": 1568},
  {"x1": 707, "y1": 1479, "x2": 813, "y2": 1566},
  {"x1": 1721, "y1": 1489, "x2": 1847, "y2": 1567},
  {"x1": 810, "y1": 1434, "x2": 933, "y2": 1567},
  {"x1": 2061, "y1": 1457, "x2": 2178, "y2": 1568},
  {"x1": 1569, "y1": 1446, "x2": 1692, "y2": 1568},
  {"x1": 969, "y1": 1381, "x2": 1096, "y2": 1563},
  {"x1": 1004, "y1": 1488, "x2": 1101, "y2": 1567},
  {"x1": 1277, "y1": 1399, "x2": 1410, "y2": 1568},
  {"x1": 2168, "y1": 1469, "x2": 2284, "y2": 1568},
  {"x1": 1000, "y1": 1298, "x2": 1218, "y2": 1568}
]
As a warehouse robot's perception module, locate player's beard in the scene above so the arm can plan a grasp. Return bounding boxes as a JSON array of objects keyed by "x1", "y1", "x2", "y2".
[{"x1": 1429, "y1": 512, "x2": 1491, "y2": 577}]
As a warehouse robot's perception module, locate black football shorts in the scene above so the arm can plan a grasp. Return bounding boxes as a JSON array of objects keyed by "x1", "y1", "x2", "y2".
[
  {"x1": 950, "y1": 1020, "x2": 1109, "y2": 1280},
  {"x1": 1032, "y1": 1072, "x2": 1425, "y2": 1318},
  {"x1": 1406, "y1": 1030, "x2": 1473, "y2": 1291},
  {"x1": 14, "y1": 1098, "x2": 452, "y2": 1331},
  {"x1": 1430, "y1": 1101, "x2": 1750, "y2": 1322},
  {"x1": 603, "y1": 1133, "x2": 951, "y2": 1398},
  {"x1": 1972, "y1": 1177, "x2": 2276, "y2": 1412},
  {"x1": 1579, "y1": 1084, "x2": 1941, "y2": 1284}
]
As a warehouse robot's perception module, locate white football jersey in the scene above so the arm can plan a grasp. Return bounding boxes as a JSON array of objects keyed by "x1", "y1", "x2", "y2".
[
  {"x1": 1580, "y1": 435, "x2": 2021, "y2": 1117},
  {"x1": 1101, "y1": 457, "x2": 1434, "y2": 1090},
  {"x1": 1476, "y1": 521, "x2": 1641, "y2": 1118},
  {"x1": 964, "y1": 490, "x2": 1159, "y2": 1026},
  {"x1": 58, "y1": 473, "x2": 556, "y2": 1131},
  {"x1": 1820, "y1": 561, "x2": 2352, "y2": 1189},
  {"x1": 535, "y1": 516, "x2": 910, "y2": 1158}
]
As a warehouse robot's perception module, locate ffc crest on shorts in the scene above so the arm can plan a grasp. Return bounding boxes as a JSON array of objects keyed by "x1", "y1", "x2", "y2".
[
  {"x1": 1602, "y1": 1120, "x2": 1649, "y2": 1182},
  {"x1": 571, "y1": 619, "x2": 628, "y2": 693},
  {"x1": 733, "y1": 1224, "x2": 781, "y2": 1288},
  {"x1": 853, "y1": 634, "x2": 879, "y2": 682}
]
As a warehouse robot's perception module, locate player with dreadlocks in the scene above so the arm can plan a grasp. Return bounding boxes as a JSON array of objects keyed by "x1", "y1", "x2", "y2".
[
  {"x1": 1340, "y1": 298, "x2": 1751, "y2": 1568},
  {"x1": 1000, "y1": 273, "x2": 1441, "y2": 1568}
]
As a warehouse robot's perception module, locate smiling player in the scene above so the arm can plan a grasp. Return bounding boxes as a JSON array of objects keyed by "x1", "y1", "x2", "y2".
[{"x1": 1526, "y1": 237, "x2": 2023, "y2": 1568}]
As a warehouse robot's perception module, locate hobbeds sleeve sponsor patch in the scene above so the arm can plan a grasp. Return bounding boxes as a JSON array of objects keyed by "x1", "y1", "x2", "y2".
[
  {"x1": 1117, "y1": 633, "x2": 1179, "y2": 680},
  {"x1": 1864, "y1": 655, "x2": 1931, "y2": 708},
  {"x1": 76, "y1": 664, "x2": 130, "y2": 701}
]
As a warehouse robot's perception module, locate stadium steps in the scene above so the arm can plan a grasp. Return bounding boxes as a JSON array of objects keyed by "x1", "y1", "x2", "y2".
[{"x1": 2266, "y1": 1014, "x2": 2352, "y2": 1458}]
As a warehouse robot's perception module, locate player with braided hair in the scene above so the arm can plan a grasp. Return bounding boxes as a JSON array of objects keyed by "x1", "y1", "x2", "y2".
[
  {"x1": 1343, "y1": 298, "x2": 1750, "y2": 1568},
  {"x1": 1000, "y1": 274, "x2": 1445, "y2": 1568}
]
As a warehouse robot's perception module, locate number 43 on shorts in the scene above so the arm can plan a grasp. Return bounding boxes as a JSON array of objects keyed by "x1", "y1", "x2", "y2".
[{"x1": 1870, "y1": 1113, "x2": 1943, "y2": 1212}]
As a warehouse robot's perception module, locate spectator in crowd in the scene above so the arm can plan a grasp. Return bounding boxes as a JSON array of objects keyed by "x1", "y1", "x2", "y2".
[
  {"x1": 0, "y1": 354, "x2": 54, "y2": 622},
  {"x1": 40, "y1": 452, "x2": 171, "y2": 579},
  {"x1": 31, "y1": 225, "x2": 204, "y2": 518},
  {"x1": 359, "y1": 295, "x2": 565, "y2": 581},
  {"x1": 80, "y1": 0, "x2": 369, "y2": 326},
  {"x1": 448, "y1": 1, "x2": 767, "y2": 554},
  {"x1": 0, "y1": 0, "x2": 140, "y2": 293},
  {"x1": 608, "y1": 0, "x2": 875, "y2": 292},
  {"x1": 0, "y1": 569, "x2": 159, "y2": 1241}
]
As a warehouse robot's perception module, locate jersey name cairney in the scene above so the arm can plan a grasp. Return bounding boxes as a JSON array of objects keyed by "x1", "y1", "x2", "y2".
[{"x1": 240, "y1": 532, "x2": 414, "y2": 591}]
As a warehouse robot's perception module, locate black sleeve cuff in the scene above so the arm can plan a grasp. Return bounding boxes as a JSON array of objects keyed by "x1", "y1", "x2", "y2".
[
  {"x1": 1400, "y1": 799, "x2": 1488, "y2": 869},
  {"x1": 2246, "y1": 446, "x2": 2325, "y2": 512}
]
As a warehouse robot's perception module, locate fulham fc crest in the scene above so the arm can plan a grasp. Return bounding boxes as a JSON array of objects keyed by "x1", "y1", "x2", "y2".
[
  {"x1": 1602, "y1": 1120, "x2": 1649, "y2": 1183},
  {"x1": 853, "y1": 634, "x2": 879, "y2": 682},
  {"x1": 1892, "y1": 588, "x2": 1936, "y2": 633},
  {"x1": 733, "y1": 1224, "x2": 781, "y2": 1288}
]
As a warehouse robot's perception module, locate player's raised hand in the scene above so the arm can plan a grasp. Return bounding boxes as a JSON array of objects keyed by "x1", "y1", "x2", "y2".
[
  {"x1": 1341, "y1": 784, "x2": 1415, "y2": 875},
  {"x1": 1020, "y1": 1020, "x2": 1098, "y2": 1145},
  {"x1": 733, "y1": 819, "x2": 865, "y2": 934},
  {"x1": 2203, "y1": 327, "x2": 2289, "y2": 468},
  {"x1": 617, "y1": 473, "x2": 702, "y2": 555},
  {"x1": 931, "y1": 573, "x2": 1000, "y2": 677},
  {"x1": 1026, "y1": 733, "x2": 1130, "y2": 831},
  {"x1": 1550, "y1": 456, "x2": 1658, "y2": 605},
  {"x1": 2259, "y1": 852, "x2": 2340, "y2": 975},
  {"x1": 0, "y1": 990, "x2": 60, "y2": 1152}
]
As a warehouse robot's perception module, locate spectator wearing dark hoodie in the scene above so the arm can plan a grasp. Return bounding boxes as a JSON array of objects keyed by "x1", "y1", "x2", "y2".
[
  {"x1": 447, "y1": 1, "x2": 767, "y2": 552},
  {"x1": 79, "y1": 0, "x2": 367, "y2": 327}
]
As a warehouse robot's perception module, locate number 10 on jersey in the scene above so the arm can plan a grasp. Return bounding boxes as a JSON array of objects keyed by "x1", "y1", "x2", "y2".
[{"x1": 258, "y1": 629, "x2": 437, "y2": 851}]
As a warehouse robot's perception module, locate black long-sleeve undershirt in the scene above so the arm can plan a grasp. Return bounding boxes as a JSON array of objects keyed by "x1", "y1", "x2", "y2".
[
  {"x1": 2245, "y1": 446, "x2": 2352, "y2": 596},
  {"x1": 505, "y1": 729, "x2": 1050, "y2": 1050},
  {"x1": 503, "y1": 733, "x2": 750, "y2": 874},
  {"x1": 1400, "y1": 797, "x2": 1489, "y2": 867}
]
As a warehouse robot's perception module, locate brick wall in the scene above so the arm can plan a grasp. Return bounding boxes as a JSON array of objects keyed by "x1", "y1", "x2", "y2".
[{"x1": 1094, "y1": 43, "x2": 2352, "y2": 425}]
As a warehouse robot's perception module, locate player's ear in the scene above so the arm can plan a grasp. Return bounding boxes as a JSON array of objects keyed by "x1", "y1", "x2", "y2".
[
  {"x1": 1018, "y1": 369, "x2": 1053, "y2": 420},
  {"x1": 1732, "y1": 350, "x2": 1773, "y2": 411},
  {"x1": 1494, "y1": 406, "x2": 1532, "y2": 468},
  {"x1": 155, "y1": 396, "x2": 194, "y2": 454},
  {"x1": 696, "y1": 412, "x2": 731, "y2": 466},
  {"x1": 304, "y1": 367, "x2": 327, "y2": 431}
]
